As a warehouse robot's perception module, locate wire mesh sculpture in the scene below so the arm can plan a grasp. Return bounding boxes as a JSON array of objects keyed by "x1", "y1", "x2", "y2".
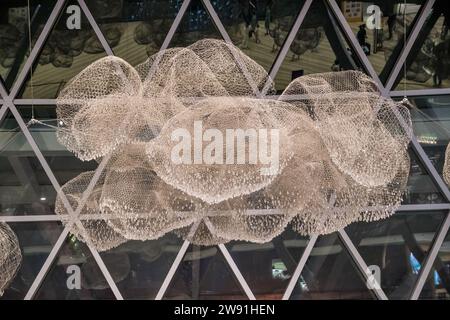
[
  {"x1": 55, "y1": 171, "x2": 128, "y2": 252},
  {"x1": 0, "y1": 223, "x2": 22, "y2": 296},
  {"x1": 55, "y1": 39, "x2": 412, "y2": 248}
]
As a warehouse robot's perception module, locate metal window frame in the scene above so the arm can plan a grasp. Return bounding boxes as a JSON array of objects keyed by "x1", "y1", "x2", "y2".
[{"x1": 0, "y1": 0, "x2": 449, "y2": 300}]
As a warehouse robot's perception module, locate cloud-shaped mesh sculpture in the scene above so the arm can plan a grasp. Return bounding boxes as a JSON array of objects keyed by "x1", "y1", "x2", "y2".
[
  {"x1": 0, "y1": 223, "x2": 22, "y2": 296},
  {"x1": 55, "y1": 39, "x2": 412, "y2": 249},
  {"x1": 146, "y1": 98, "x2": 300, "y2": 204},
  {"x1": 55, "y1": 171, "x2": 127, "y2": 252},
  {"x1": 282, "y1": 71, "x2": 412, "y2": 188}
]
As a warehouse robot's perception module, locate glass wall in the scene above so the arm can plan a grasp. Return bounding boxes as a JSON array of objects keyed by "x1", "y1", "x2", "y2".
[{"x1": 1, "y1": 0, "x2": 450, "y2": 300}]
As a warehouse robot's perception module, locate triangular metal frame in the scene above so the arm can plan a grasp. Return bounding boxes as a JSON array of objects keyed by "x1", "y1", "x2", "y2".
[{"x1": 0, "y1": 0, "x2": 449, "y2": 300}]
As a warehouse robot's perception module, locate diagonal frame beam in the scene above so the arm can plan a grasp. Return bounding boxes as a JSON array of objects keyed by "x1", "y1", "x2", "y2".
[
  {"x1": 145, "y1": 0, "x2": 192, "y2": 83},
  {"x1": 202, "y1": 217, "x2": 256, "y2": 299},
  {"x1": 0, "y1": 0, "x2": 124, "y2": 300},
  {"x1": 77, "y1": 0, "x2": 114, "y2": 56},
  {"x1": 155, "y1": 221, "x2": 200, "y2": 300},
  {"x1": 261, "y1": 0, "x2": 313, "y2": 96},
  {"x1": 24, "y1": 224, "x2": 72, "y2": 299},
  {"x1": 201, "y1": 0, "x2": 261, "y2": 96},
  {"x1": 9, "y1": 99, "x2": 122, "y2": 298},
  {"x1": 326, "y1": 0, "x2": 384, "y2": 91},
  {"x1": 282, "y1": 235, "x2": 318, "y2": 300},
  {"x1": 9, "y1": 0, "x2": 66, "y2": 99},
  {"x1": 410, "y1": 212, "x2": 450, "y2": 299},
  {"x1": 338, "y1": 229, "x2": 388, "y2": 300},
  {"x1": 0, "y1": 103, "x2": 7, "y2": 124},
  {"x1": 218, "y1": 244, "x2": 256, "y2": 300},
  {"x1": 384, "y1": 0, "x2": 436, "y2": 92},
  {"x1": 325, "y1": 0, "x2": 449, "y2": 301},
  {"x1": 80, "y1": 227, "x2": 124, "y2": 300},
  {"x1": 1, "y1": 0, "x2": 449, "y2": 302},
  {"x1": 154, "y1": 240, "x2": 190, "y2": 300}
]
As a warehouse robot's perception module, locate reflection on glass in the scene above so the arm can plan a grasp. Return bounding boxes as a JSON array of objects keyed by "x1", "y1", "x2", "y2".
[
  {"x1": 226, "y1": 227, "x2": 309, "y2": 299},
  {"x1": 20, "y1": 0, "x2": 110, "y2": 98},
  {"x1": 101, "y1": 234, "x2": 184, "y2": 300},
  {"x1": 0, "y1": 0, "x2": 56, "y2": 90},
  {"x1": 338, "y1": 1, "x2": 424, "y2": 81},
  {"x1": 164, "y1": 244, "x2": 247, "y2": 300},
  {"x1": 0, "y1": 222, "x2": 63, "y2": 299},
  {"x1": 290, "y1": 233, "x2": 375, "y2": 300},
  {"x1": 274, "y1": 0, "x2": 365, "y2": 92},
  {"x1": 408, "y1": 95, "x2": 450, "y2": 181},
  {"x1": 420, "y1": 229, "x2": 450, "y2": 299},
  {"x1": 395, "y1": 0, "x2": 450, "y2": 90},
  {"x1": 0, "y1": 107, "x2": 96, "y2": 216},
  {"x1": 347, "y1": 211, "x2": 445, "y2": 299},
  {"x1": 212, "y1": 0, "x2": 305, "y2": 78},
  {"x1": 88, "y1": 0, "x2": 178, "y2": 66},
  {"x1": 0, "y1": 109, "x2": 56, "y2": 216},
  {"x1": 402, "y1": 149, "x2": 445, "y2": 204},
  {"x1": 168, "y1": 0, "x2": 223, "y2": 48},
  {"x1": 35, "y1": 235, "x2": 116, "y2": 300}
]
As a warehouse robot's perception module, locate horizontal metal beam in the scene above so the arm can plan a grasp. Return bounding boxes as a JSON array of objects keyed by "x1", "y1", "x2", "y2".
[
  {"x1": 0, "y1": 204, "x2": 448, "y2": 224},
  {"x1": 9, "y1": 0, "x2": 65, "y2": 99},
  {"x1": 397, "y1": 204, "x2": 450, "y2": 212},
  {"x1": 14, "y1": 99, "x2": 56, "y2": 105},
  {"x1": 390, "y1": 88, "x2": 450, "y2": 97},
  {"x1": 0, "y1": 215, "x2": 68, "y2": 222},
  {"x1": 24, "y1": 224, "x2": 72, "y2": 300}
]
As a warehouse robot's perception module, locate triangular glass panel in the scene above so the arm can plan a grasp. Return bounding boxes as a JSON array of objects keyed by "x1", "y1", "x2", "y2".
[
  {"x1": 0, "y1": 105, "x2": 98, "y2": 217},
  {"x1": 0, "y1": 221, "x2": 64, "y2": 299},
  {"x1": 0, "y1": 0, "x2": 57, "y2": 91},
  {"x1": 19, "y1": 0, "x2": 110, "y2": 99},
  {"x1": 289, "y1": 233, "x2": 376, "y2": 300},
  {"x1": 99, "y1": 234, "x2": 185, "y2": 300},
  {"x1": 85, "y1": 0, "x2": 178, "y2": 66},
  {"x1": 402, "y1": 148, "x2": 446, "y2": 204},
  {"x1": 336, "y1": 0, "x2": 425, "y2": 83},
  {"x1": 164, "y1": 244, "x2": 248, "y2": 300},
  {"x1": 167, "y1": 0, "x2": 224, "y2": 48},
  {"x1": 394, "y1": 0, "x2": 450, "y2": 90},
  {"x1": 210, "y1": 0, "x2": 305, "y2": 74},
  {"x1": 402, "y1": 95, "x2": 450, "y2": 184},
  {"x1": 225, "y1": 226, "x2": 309, "y2": 300},
  {"x1": 273, "y1": 0, "x2": 366, "y2": 93},
  {"x1": 35, "y1": 234, "x2": 116, "y2": 300},
  {"x1": 17, "y1": 105, "x2": 98, "y2": 179},
  {"x1": 419, "y1": 227, "x2": 450, "y2": 299},
  {"x1": 346, "y1": 210, "x2": 447, "y2": 300}
]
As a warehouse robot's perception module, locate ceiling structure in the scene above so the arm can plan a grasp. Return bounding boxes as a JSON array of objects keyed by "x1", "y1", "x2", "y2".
[{"x1": 0, "y1": 0, "x2": 449, "y2": 300}]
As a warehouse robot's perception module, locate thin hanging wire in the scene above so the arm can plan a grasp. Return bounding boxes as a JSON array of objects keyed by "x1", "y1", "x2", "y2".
[
  {"x1": 399, "y1": 1, "x2": 450, "y2": 140},
  {"x1": 27, "y1": 0, "x2": 37, "y2": 123},
  {"x1": 397, "y1": 1, "x2": 446, "y2": 138},
  {"x1": 1, "y1": 0, "x2": 61, "y2": 156},
  {"x1": 400, "y1": 0, "x2": 412, "y2": 110},
  {"x1": 403, "y1": 0, "x2": 407, "y2": 99}
]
